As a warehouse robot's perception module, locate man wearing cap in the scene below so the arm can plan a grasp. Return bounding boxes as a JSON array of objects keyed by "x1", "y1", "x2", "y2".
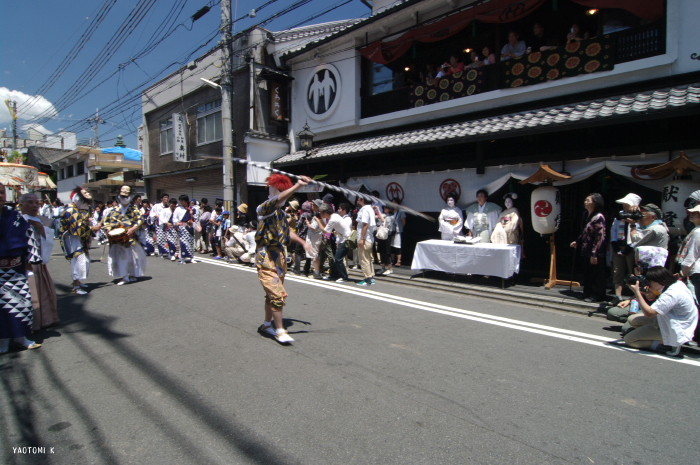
[
  {"x1": 60, "y1": 187, "x2": 101, "y2": 294},
  {"x1": 631, "y1": 203, "x2": 670, "y2": 250},
  {"x1": 683, "y1": 190, "x2": 700, "y2": 234},
  {"x1": 103, "y1": 185, "x2": 148, "y2": 285},
  {"x1": 255, "y1": 174, "x2": 312, "y2": 344},
  {"x1": 236, "y1": 203, "x2": 249, "y2": 225},
  {"x1": 611, "y1": 193, "x2": 642, "y2": 303}
]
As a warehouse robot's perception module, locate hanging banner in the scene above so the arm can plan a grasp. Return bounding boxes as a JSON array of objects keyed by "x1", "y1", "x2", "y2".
[
  {"x1": 173, "y1": 112, "x2": 188, "y2": 162},
  {"x1": 411, "y1": 67, "x2": 492, "y2": 108},
  {"x1": 270, "y1": 81, "x2": 285, "y2": 123},
  {"x1": 501, "y1": 36, "x2": 615, "y2": 89}
]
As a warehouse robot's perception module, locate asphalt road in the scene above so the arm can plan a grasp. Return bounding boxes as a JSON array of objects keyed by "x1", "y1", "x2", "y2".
[{"x1": 2, "y1": 247, "x2": 699, "y2": 465}]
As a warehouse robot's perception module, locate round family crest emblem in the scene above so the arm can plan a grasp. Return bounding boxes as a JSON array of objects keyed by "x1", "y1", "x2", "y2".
[
  {"x1": 305, "y1": 63, "x2": 341, "y2": 120},
  {"x1": 386, "y1": 182, "x2": 404, "y2": 202},
  {"x1": 439, "y1": 179, "x2": 462, "y2": 202}
]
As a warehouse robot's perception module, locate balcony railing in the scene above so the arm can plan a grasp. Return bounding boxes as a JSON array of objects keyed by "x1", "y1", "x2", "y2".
[
  {"x1": 613, "y1": 21, "x2": 665, "y2": 64},
  {"x1": 361, "y1": 22, "x2": 666, "y2": 119}
]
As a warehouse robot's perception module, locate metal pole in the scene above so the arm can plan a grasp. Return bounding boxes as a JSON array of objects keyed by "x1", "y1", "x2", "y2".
[
  {"x1": 12, "y1": 101, "x2": 17, "y2": 154},
  {"x1": 221, "y1": 0, "x2": 234, "y2": 213}
]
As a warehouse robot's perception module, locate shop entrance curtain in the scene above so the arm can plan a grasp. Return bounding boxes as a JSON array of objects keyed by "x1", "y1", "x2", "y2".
[{"x1": 359, "y1": 0, "x2": 547, "y2": 65}]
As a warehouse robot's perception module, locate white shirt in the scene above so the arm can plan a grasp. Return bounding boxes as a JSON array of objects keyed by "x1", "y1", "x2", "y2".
[
  {"x1": 243, "y1": 231, "x2": 256, "y2": 252},
  {"x1": 40, "y1": 204, "x2": 51, "y2": 217},
  {"x1": 681, "y1": 228, "x2": 700, "y2": 276},
  {"x1": 172, "y1": 206, "x2": 190, "y2": 225},
  {"x1": 159, "y1": 207, "x2": 174, "y2": 224},
  {"x1": 52, "y1": 206, "x2": 62, "y2": 217},
  {"x1": 150, "y1": 203, "x2": 166, "y2": 222},
  {"x1": 356, "y1": 205, "x2": 377, "y2": 243},
  {"x1": 651, "y1": 281, "x2": 699, "y2": 346},
  {"x1": 324, "y1": 213, "x2": 352, "y2": 243}
]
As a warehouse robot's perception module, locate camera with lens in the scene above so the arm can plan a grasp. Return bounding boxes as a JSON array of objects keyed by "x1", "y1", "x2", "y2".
[
  {"x1": 624, "y1": 273, "x2": 648, "y2": 289},
  {"x1": 616, "y1": 210, "x2": 644, "y2": 221}
]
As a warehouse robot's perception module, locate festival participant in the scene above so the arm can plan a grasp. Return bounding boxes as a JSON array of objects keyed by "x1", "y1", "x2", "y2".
[
  {"x1": 151, "y1": 193, "x2": 170, "y2": 257},
  {"x1": 138, "y1": 200, "x2": 156, "y2": 255},
  {"x1": 438, "y1": 192, "x2": 463, "y2": 241},
  {"x1": 60, "y1": 187, "x2": 99, "y2": 295},
  {"x1": 255, "y1": 173, "x2": 312, "y2": 344},
  {"x1": 173, "y1": 194, "x2": 195, "y2": 264},
  {"x1": 0, "y1": 184, "x2": 42, "y2": 354},
  {"x1": 103, "y1": 185, "x2": 148, "y2": 285},
  {"x1": 164, "y1": 198, "x2": 179, "y2": 261},
  {"x1": 491, "y1": 193, "x2": 524, "y2": 246},
  {"x1": 465, "y1": 189, "x2": 502, "y2": 243},
  {"x1": 19, "y1": 193, "x2": 59, "y2": 330}
]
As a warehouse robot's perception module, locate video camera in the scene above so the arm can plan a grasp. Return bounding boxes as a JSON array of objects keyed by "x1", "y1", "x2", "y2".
[{"x1": 616, "y1": 211, "x2": 644, "y2": 221}]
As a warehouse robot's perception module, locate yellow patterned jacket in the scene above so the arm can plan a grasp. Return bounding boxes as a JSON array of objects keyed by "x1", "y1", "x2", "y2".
[
  {"x1": 59, "y1": 205, "x2": 92, "y2": 259},
  {"x1": 103, "y1": 205, "x2": 143, "y2": 246}
]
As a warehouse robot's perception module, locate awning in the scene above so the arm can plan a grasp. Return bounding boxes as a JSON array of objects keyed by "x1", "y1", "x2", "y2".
[
  {"x1": 274, "y1": 82, "x2": 700, "y2": 166},
  {"x1": 37, "y1": 172, "x2": 56, "y2": 190}
]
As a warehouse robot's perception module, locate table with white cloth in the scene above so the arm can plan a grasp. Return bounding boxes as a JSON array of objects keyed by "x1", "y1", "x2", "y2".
[{"x1": 411, "y1": 240, "x2": 521, "y2": 281}]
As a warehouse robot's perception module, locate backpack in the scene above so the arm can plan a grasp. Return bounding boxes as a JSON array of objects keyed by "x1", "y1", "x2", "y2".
[{"x1": 345, "y1": 230, "x2": 358, "y2": 250}]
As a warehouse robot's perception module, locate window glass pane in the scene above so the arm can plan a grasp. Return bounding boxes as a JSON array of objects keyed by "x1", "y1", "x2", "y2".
[
  {"x1": 214, "y1": 111, "x2": 222, "y2": 140},
  {"x1": 372, "y1": 64, "x2": 394, "y2": 95},
  {"x1": 197, "y1": 117, "x2": 206, "y2": 144},
  {"x1": 206, "y1": 114, "x2": 215, "y2": 142},
  {"x1": 161, "y1": 131, "x2": 167, "y2": 153},
  {"x1": 167, "y1": 129, "x2": 172, "y2": 152},
  {"x1": 67, "y1": 165, "x2": 74, "y2": 177}
]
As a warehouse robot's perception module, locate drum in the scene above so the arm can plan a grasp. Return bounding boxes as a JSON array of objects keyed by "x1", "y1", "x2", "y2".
[{"x1": 108, "y1": 227, "x2": 130, "y2": 246}]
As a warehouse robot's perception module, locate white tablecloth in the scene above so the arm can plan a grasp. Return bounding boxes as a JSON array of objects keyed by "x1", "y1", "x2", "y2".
[{"x1": 411, "y1": 240, "x2": 521, "y2": 278}]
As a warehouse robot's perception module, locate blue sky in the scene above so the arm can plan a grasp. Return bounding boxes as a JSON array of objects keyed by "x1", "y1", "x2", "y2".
[{"x1": 0, "y1": 0, "x2": 368, "y2": 150}]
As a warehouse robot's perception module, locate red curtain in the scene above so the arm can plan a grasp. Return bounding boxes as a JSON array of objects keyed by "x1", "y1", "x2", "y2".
[
  {"x1": 570, "y1": 0, "x2": 665, "y2": 21},
  {"x1": 359, "y1": 0, "x2": 547, "y2": 64}
]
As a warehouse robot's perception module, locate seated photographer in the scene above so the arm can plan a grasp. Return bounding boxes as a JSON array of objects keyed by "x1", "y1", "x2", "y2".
[
  {"x1": 630, "y1": 204, "x2": 669, "y2": 250},
  {"x1": 610, "y1": 193, "x2": 642, "y2": 304},
  {"x1": 607, "y1": 246, "x2": 666, "y2": 324},
  {"x1": 624, "y1": 266, "x2": 698, "y2": 356}
]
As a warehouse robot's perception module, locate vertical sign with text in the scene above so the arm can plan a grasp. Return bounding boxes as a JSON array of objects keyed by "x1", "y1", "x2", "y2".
[
  {"x1": 173, "y1": 112, "x2": 188, "y2": 162},
  {"x1": 270, "y1": 81, "x2": 285, "y2": 123}
]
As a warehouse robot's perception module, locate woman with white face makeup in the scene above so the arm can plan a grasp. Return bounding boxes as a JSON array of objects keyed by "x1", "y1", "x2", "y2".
[
  {"x1": 438, "y1": 192, "x2": 464, "y2": 241},
  {"x1": 494, "y1": 193, "x2": 524, "y2": 246}
]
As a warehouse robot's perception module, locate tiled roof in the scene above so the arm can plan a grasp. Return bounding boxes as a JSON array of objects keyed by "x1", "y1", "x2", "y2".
[
  {"x1": 245, "y1": 130, "x2": 288, "y2": 143},
  {"x1": 278, "y1": 0, "x2": 416, "y2": 59},
  {"x1": 273, "y1": 83, "x2": 700, "y2": 166},
  {"x1": 274, "y1": 19, "x2": 363, "y2": 44},
  {"x1": 26, "y1": 146, "x2": 75, "y2": 165}
]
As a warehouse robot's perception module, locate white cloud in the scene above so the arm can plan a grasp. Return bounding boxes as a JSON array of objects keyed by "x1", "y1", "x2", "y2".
[
  {"x1": 20, "y1": 123, "x2": 53, "y2": 135},
  {"x1": 0, "y1": 87, "x2": 58, "y2": 124}
]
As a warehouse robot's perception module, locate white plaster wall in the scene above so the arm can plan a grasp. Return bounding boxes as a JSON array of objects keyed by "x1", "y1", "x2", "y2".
[
  {"x1": 286, "y1": 0, "x2": 700, "y2": 144},
  {"x1": 244, "y1": 136, "x2": 290, "y2": 185}
]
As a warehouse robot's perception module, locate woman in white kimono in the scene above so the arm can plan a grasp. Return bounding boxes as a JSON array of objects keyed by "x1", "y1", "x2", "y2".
[{"x1": 438, "y1": 192, "x2": 463, "y2": 240}]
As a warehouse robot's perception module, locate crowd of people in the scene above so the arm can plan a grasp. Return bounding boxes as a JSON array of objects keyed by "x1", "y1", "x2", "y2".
[
  {"x1": 415, "y1": 20, "x2": 591, "y2": 87},
  {"x1": 2, "y1": 174, "x2": 698, "y2": 352},
  {"x1": 568, "y1": 190, "x2": 699, "y2": 356}
]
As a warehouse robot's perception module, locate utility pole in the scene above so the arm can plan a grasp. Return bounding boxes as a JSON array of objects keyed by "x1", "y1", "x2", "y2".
[
  {"x1": 92, "y1": 108, "x2": 105, "y2": 148},
  {"x1": 220, "y1": 0, "x2": 235, "y2": 214},
  {"x1": 4, "y1": 99, "x2": 17, "y2": 154}
]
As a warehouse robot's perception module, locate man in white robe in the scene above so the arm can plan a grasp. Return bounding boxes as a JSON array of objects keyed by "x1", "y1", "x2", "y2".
[{"x1": 465, "y1": 189, "x2": 502, "y2": 243}]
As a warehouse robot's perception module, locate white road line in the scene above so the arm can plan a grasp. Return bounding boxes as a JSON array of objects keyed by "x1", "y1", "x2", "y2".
[{"x1": 194, "y1": 257, "x2": 700, "y2": 367}]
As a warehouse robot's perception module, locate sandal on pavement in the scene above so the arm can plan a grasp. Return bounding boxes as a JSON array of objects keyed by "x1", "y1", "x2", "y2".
[{"x1": 275, "y1": 329, "x2": 294, "y2": 344}]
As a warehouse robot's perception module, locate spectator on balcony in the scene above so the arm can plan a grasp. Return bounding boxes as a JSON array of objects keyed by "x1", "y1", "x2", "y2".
[
  {"x1": 466, "y1": 51, "x2": 480, "y2": 69},
  {"x1": 480, "y1": 46, "x2": 497, "y2": 66},
  {"x1": 500, "y1": 31, "x2": 526, "y2": 61},
  {"x1": 528, "y1": 22, "x2": 558, "y2": 52},
  {"x1": 566, "y1": 23, "x2": 589, "y2": 44},
  {"x1": 420, "y1": 63, "x2": 437, "y2": 86},
  {"x1": 436, "y1": 55, "x2": 464, "y2": 79}
]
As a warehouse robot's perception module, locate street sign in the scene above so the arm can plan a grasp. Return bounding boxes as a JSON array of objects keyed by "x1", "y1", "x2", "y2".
[{"x1": 173, "y1": 113, "x2": 188, "y2": 162}]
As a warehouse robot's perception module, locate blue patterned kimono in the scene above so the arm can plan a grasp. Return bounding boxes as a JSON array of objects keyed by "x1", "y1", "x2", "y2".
[{"x1": 0, "y1": 206, "x2": 41, "y2": 339}]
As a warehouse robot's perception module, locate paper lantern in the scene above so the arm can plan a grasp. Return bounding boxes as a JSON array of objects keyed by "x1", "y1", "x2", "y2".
[
  {"x1": 531, "y1": 186, "x2": 561, "y2": 234},
  {"x1": 661, "y1": 178, "x2": 699, "y2": 235}
]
